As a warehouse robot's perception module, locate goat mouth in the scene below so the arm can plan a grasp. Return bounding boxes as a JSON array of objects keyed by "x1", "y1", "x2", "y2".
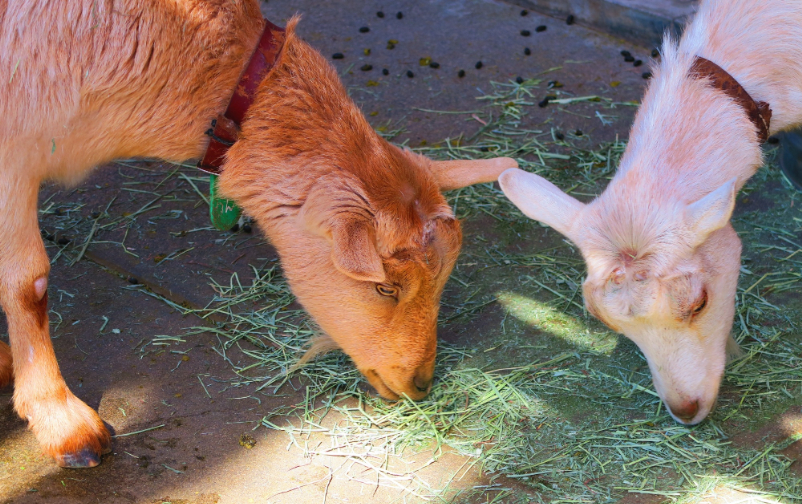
[{"x1": 363, "y1": 369, "x2": 400, "y2": 400}]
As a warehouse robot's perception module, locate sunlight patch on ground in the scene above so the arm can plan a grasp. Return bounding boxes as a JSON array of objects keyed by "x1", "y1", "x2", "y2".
[
  {"x1": 0, "y1": 418, "x2": 61, "y2": 498},
  {"x1": 677, "y1": 477, "x2": 785, "y2": 504},
  {"x1": 496, "y1": 290, "x2": 617, "y2": 355}
]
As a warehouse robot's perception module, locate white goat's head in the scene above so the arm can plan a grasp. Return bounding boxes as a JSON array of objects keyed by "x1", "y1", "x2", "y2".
[{"x1": 500, "y1": 170, "x2": 743, "y2": 424}]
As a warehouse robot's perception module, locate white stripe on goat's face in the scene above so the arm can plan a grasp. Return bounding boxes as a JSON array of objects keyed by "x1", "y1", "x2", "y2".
[{"x1": 499, "y1": 169, "x2": 741, "y2": 425}]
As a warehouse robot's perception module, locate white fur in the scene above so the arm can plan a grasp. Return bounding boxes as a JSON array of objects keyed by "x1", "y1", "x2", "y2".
[{"x1": 502, "y1": 0, "x2": 802, "y2": 425}]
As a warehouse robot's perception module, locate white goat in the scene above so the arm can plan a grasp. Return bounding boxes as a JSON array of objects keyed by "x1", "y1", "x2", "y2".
[{"x1": 500, "y1": 0, "x2": 802, "y2": 424}]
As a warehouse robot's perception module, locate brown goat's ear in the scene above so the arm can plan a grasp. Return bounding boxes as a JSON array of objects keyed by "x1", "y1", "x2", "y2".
[
  {"x1": 429, "y1": 157, "x2": 518, "y2": 190},
  {"x1": 299, "y1": 177, "x2": 386, "y2": 283},
  {"x1": 330, "y1": 219, "x2": 386, "y2": 283}
]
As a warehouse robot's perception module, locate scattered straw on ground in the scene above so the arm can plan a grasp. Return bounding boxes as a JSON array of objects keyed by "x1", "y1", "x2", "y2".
[{"x1": 106, "y1": 79, "x2": 802, "y2": 502}]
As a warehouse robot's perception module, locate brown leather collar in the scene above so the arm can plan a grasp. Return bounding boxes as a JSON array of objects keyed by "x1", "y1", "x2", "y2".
[
  {"x1": 690, "y1": 56, "x2": 772, "y2": 144},
  {"x1": 198, "y1": 19, "x2": 286, "y2": 174}
]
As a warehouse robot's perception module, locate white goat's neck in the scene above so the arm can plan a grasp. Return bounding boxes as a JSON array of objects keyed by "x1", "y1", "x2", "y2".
[
  {"x1": 603, "y1": 0, "x2": 802, "y2": 207},
  {"x1": 608, "y1": 56, "x2": 762, "y2": 207},
  {"x1": 680, "y1": 0, "x2": 802, "y2": 132},
  {"x1": 578, "y1": 59, "x2": 758, "y2": 266}
]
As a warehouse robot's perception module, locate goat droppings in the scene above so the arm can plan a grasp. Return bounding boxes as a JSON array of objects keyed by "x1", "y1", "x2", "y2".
[
  {"x1": 360, "y1": 64, "x2": 373, "y2": 71},
  {"x1": 521, "y1": 29, "x2": 531, "y2": 36},
  {"x1": 642, "y1": 71, "x2": 653, "y2": 79},
  {"x1": 332, "y1": 52, "x2": 344, "y2": 60},
  {"x1": 242, "y1": 223, "x2": 252, "y2": 234},
  {"x1": 458, "y1": 69, "x2": 465, "y2": 78},
  {"x1": 624, "y1": 55, "x2": 635, "y2": 62},
  {"x1": 520, "y1": 9, "x2": 528, "y2": 16},
  {"x1": 633, "y1": 60, "x2": 643, "y2": 67},
  {"x1": 524, "y1": 47, "x2": 531, "y2": 55},
  {"x1": 574, "y1": 129, "x2": 584, "y2": 136},
  {"x1": 429, "y1": 61, "x2": 440, "y2": 69},
  {"x1": 566, "y1": 14, "x2": 575, "y2": 25},
  {"x1": 377, "y1": 11, "x2": 385, "y2": 18},
  {"x1": 651, "y1": 48, "x2": 660, "y2": 58},
  {"x1": 127, "y1": 276, "x2": 139, "y2": 285},
  {"x1": 406, "y1": 70, "x2": 414, "y2": 78},
  {"x1": 475, "y1": 61, "x2": 483, "y2": 69},
  {"x1": 359, "y1": 26, "x2": 370, "y2": 33},
  {"x1": 515, "y1": 76, "x2": 524, "y2": 84},
  {"x1": 382, "y1": 68, "x2": 389, "y2": 75},
  {"x1": 555, "y1": 131, "x2": 565, "y2": 140},
  {"x1": 620, "y1": 50, "x2": 632, "y2": 57},
  {"x1": 535, "y1": 25, "x2": 547, "y2": 32},
  {"x1": 396, "y1": 11, "x2": 403, "y2": 19}
]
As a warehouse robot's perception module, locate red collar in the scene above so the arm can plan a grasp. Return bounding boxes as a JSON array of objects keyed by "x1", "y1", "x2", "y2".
[
  {"x1": 690, "y1": 56, "x2": 772, "y2": 144},
  {"x1": 198, "y1": 19, "x2": 286, "y2": 174}
]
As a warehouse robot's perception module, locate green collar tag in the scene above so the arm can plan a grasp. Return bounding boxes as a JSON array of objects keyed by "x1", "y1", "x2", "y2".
[{"x1": 209, "y1": 174, "x2": 242, "y2": 231}]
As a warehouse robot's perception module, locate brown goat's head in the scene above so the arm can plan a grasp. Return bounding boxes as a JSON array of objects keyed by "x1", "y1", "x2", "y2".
[
  {"x1": 224, "y1": 147, "x2": 514, "y2": 400},
  {"x1": 218, "y1": 17, "x2": 516, "y2": 399},
  {"x1": 290, "y1": 152, "x2": 462, "y2": 399},
  {"x1": 288, "y1": 149, "x2": 514, "y2": 400}
]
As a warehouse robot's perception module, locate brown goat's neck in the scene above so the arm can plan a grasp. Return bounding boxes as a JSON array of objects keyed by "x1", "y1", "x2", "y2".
[
  {"x1": 198, "y1": 19, "x2": 286, "y2": 174},
  {"x1": 218, "y1": 24, "x2": 445, "y2": 247},
  {"x1": 226, "y1": 25, "x2": 394, "y2": 192}
]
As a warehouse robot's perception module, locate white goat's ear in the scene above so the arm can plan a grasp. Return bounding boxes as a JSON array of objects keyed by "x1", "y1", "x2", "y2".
[
  {"x1": 686, "y1": 178, "x2": 737, "y2": 247},
  {"x1": 429, "y1": 157, "x2": 518, "y2": 190},
  {"x1": 498, "y1": 168, "x2": 585, "y2": 242}
]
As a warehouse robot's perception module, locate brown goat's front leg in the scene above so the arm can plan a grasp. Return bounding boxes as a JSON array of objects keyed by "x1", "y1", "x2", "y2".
[
  {"x1": 0, "y1": 341, "x2": 13, "y2": 387},
  {"x1": 0, "y1": 176, "x2": 110, "y2": 468}
]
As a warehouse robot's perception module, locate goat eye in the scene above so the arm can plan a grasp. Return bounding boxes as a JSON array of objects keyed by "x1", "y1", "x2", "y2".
[
  {"x1": 691, "y1": 292, "x2": 708, "y2": 316},
  {"x1": 376, "y1": 284, "x2": 398, "y2": 297}
]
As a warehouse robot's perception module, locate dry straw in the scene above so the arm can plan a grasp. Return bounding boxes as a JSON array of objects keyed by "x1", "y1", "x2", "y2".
[{"x1": 47, "y1": 77, "x2": 802, "y2": 502}]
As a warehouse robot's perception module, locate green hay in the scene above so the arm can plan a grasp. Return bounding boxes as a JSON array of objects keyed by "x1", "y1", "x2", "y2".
[{"x1": 131, "y1": 78, "x2": 802, "y2": 502}]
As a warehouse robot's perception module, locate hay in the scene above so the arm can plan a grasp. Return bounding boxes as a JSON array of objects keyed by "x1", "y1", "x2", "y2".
[{"x1": 130, "y1": 78, "x2": 802, "y2": 501}]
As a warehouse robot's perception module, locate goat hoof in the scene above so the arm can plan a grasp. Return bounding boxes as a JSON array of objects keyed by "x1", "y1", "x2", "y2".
[
  {"x1": 56, "y1": 435, "x2": 111, "y2": 469},
  {"x1": 56, "y1": 447, "x2": 103, "y2": 468},
  {"x1": 21, "y1": 391, "x2": 113, "y2": 469}
]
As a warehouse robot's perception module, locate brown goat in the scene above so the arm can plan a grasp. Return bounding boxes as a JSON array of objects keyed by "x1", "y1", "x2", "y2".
[{"x1": 0, "y1": 1, "x2": 516, "y2": 468}]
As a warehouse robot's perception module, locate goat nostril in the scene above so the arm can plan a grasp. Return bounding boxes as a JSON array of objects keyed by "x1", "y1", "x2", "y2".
[
  {"x1": 670, "y1": 400, "x2": 699, "y2": 422},
  {"x1": 414, "y1": 376, "x2": 432, "y2": 393}
]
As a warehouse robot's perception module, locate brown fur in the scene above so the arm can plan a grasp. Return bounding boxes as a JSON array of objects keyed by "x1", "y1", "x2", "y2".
[
  {"x1": 23, "y1": 290, "x2": 48, "y2": 330},
  {"x1": 0, "y1": 341, "x2": 13, "y2": 387},
  {"x1": 0, "y1": 1, "x2": 515, "y2": 466}
]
